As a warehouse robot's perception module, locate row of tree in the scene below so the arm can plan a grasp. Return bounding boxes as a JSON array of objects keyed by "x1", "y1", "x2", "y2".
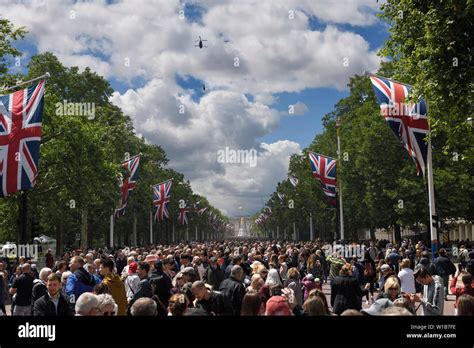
[
  {"x1": 253, "y1": 0, "x2": 473, "y2": 242},
  {"x1": 0, "y1": 20, "x2": 227, "y2": 252}
]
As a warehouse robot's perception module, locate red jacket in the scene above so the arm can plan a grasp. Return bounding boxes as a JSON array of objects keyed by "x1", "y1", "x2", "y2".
[{"x1": 450, "y1": 276, "x2": 474, "y2": 307}]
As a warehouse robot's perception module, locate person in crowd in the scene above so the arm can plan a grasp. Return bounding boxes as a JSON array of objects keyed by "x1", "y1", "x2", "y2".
[
  {"x1": 387, "y1": 248, "x2": 402, "y2": 274},
  {"x1": 362, "y1": 250, "x2": 376, "y2": 305},
  {"x1": 192, "y1": 281, "x2": 232, "y2": 315},
  {"x1": 302, "y1": 273, "x2": 317, "y2": 301},
  {"x1": 219, "y1": 265, "x2": 246, "y2": 316},
  {"x1": 32, "y1": 267, "x2": 52, "y2": 304},
  {"x1": 124, "y1": 261, "x2": 140, "y2": 303},
  {"x1": 167, "y1": 293, "x2": 188, "y2": 316},
  {"x1": 412, "y1": 267, "x2": 444, "y2": 316},
  {"x1": 302, "y1": 295, "x2": 328, "y2": 316},
  {"x1": 398, "y1": 258, "x2": 416, "y2": 295},
  {"x1": 432, "y1": 248, "x2": 456, "y2": 300},
  {"x1": 286, "y1": 267, "x2": 303, "y2": 307},
  {"x1": 202, "y1": 256, "x2": 224, "y2": 290},
  {"x1": 265, "y1": 295, "x2": 292, "y2": 316},
  {"x1": 379, "y1": 264, "x2": 397, "y2": 290},
  {"x1": 241, "y1": 290, "x2": 262, "y2": 316},
  {"x1": 326, "y1": 253, "x2": 346, "y2": 283},
  {"x1": 74, "y1": 292, "x2": 99, "y2": 316},
  {"x1": 450, "y1": 272, "x2": 474, "y2": 314},
  {"x1": 61, "y1": 271, "x2": 71, "y2": 296},
  {"x1": 248, "y1": 274, "x2": 265, "y2": 293},
  {"x1": 66, "y1": 256, "x2": 99, "y2": 304},
  {"x1": 33, "y1": 273, "x2": 73, "y2": 316},
  {"x1": 55, "y1": 261, "x2": 67, "y2": 278},
  {"x1": 377, "y1": 276, "x2": 402, "y2": 302},
  {"x1": 97, "y1": 293, "x2": 117, "y2": 316},
  {"x1": 45, "y1": 249, "x2": 54, "y2": 269},
  {"x1": 149, "y1": 259, "x2": 173, "y2": 315},
  {"x1": 9, "y1": 263, "x2": 34, "y2": 316},
  {"x1": 330, "y1": 263, "x2": 370, "y2": 315},
  {"x1": 265, "y1": 268, "x2": 282, "y2": 288},
  {"x1": 128, "y1": 262, "x2": 152, "y2": 308},
  {"x1": 456, "y1": 294, "x2": 474, "y2": 316},
  {"x1": 99, "y1": 258, "x2": 127, "y2": 316},
  {"x1": 130, "y1": 297, "x2": 157, "y2": 316}
]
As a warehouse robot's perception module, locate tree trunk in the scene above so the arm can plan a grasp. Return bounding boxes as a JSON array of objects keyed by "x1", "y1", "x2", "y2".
[
  {"x1": 80, "y1": 209, "x2": 88, "y2": 251},
  {"x1": 56, "y1": 219, "x2": 63, "y2": 258},
  {"x1": 394, "y1": 224, "x2": 402, "y2": 245}
]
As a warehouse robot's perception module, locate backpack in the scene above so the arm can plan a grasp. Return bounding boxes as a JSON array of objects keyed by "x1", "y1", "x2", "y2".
[{"x1": 364, "y1": 262, "x2": 374, "y2": 277}]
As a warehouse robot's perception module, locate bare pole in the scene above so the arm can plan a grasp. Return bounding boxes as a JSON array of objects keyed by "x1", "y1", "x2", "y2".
[{"x1": 0, "y1": 72, "x2": 51, "y2": 93}]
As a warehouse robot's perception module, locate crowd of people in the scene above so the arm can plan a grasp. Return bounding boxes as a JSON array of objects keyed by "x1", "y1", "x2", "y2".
[{"x1": 0, "y1": 238, "x2": 473, "y2": 316}]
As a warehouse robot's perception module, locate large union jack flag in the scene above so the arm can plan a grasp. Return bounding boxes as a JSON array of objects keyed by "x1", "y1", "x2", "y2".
[
  {"x1": 369, "y1": 75, "x2": 429, "y2": 176},
  {"x1": 114, "y1": 154, "x2": 141, "y2": 218},
  {"x1": 153, "y1": 179, "x2": 172, "y2": 222},
  {"x1": 178, "y1": 204, "x2": 190, "y2": 226},
  {"x1": 308, "y1": 151, "x2": 336, "y2": 207},
  {"x1": 0, "y1": 81, "x2": 46, "y2": 197}
]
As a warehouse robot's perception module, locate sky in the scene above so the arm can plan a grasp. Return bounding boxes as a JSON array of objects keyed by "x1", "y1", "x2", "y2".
[{"x1": 0, "y1": 0, "x2": 390, "y2": 217}]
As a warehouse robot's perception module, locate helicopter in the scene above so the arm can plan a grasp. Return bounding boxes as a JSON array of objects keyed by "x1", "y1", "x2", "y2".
[{"x1": 194, "y1": 36, "x2": 208, "y2": 49}]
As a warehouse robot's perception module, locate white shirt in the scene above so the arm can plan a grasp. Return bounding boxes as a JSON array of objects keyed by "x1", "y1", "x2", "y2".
[{"x1": 398, "y1": 267, "x2": 416, "y2": 294}]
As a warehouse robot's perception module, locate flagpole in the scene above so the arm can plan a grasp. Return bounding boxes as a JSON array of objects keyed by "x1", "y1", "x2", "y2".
[
  {"x1": 195, "y1": 225, "x2": 198, "y2": 241},
  {"x1": 109, "y1": 213, "x2": 114, "y2": 248},
  {"x1": 336, "y1": 117, "x2": 345, "y2": 241},
  {"x1": 0, "y1": 72, "x2": 50, "y2": 93},
  {"x1": 149, "y1": 210, "x2": 153, "y2": 245},
  {"x1": 172, "y1": 221, "x2": 175, "y2": 242},
  {"x1": 427, "y1": 140, "x2": 438, "y2": 258},
  {"x1": 309, "y1": 211, "x2": 313, "y2": 241}
]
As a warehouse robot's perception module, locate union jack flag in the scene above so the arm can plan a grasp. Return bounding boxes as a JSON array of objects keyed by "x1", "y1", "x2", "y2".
[
  {"x1": 0, "y1": 81, "x2": 45, "y2": 197},
  {"x1": 369, "y1": 74, "x2": 429, "y2": 176},
  {"x1": 178, "y1": 204, "x2": 190, "y2": 226},
  {"x1": 115, "y1": 154, "x2": 141, "y2": 218},
  {"x1": 152, "y1": 179, "x2": 172, "y2": 222},
  {"x1": 289, "y1": 175, "x2": 298, "y2": 188},
  {"x1": 277, "y1": 192, "x2": 285, "y2": 202},
  {"x1": 308, "y1": 151, "x2": 336, "y2": 207},
  {"x1": 197, "y1": 206, "x2": 208, "y2": 216}
]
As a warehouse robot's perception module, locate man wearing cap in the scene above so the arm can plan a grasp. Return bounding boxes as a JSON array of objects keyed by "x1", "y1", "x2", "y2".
[
  {"x1": 125, "y1": 262, "x2": 140, "y2": 303},
  {"x1": 379, "y1": 264, "x2": 398, "y2": 290},
  {"x1": 361, "y1": 298, "x2": 394, "y2": 316}
]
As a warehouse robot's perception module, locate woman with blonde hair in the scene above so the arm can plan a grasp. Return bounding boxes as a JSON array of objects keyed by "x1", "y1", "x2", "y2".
[{"x1": 377, "y1": 276, "x2": 402, "y2": 302}]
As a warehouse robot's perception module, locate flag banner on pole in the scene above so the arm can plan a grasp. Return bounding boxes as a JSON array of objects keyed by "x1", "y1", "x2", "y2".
[
  {"x1": 114, "y1": 154, "x2": 141, "y2": 218},
  {"x1": 277, "y1": 192, "x2": 285, "y2": 202},
  {"x1": 197, "y1": 206, "x2": 208, "y2": 216},
  {"x1": 289, "y1": 175, "x2": 299, "y2": 188},
  {"x1": 178, "y1": 205, "x2": 190, "y2": 226},
  {"x1": 0, "y1": 81, "x2": 46, "y2": 197},
  {"x1": 152, "y1": 179, "x2": 172, "y2": 222},
  {"x1": 307, "y1": 151, "x2": 337, "y2": 207},
  {"x1": 369, "y1": 74, "x2": 429, "y2": 177}
]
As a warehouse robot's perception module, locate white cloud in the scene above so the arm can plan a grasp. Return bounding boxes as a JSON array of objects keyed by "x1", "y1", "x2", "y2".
[{"x1": 0, "y1": 0, "x2": 383, "y2": 215}]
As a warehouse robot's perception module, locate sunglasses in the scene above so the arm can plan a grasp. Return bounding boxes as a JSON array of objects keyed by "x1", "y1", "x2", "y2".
[
  {"x1": 102, "y1": 311, "x2": 116, "y2": 316},
  {"x1": 388, "y1": 287, "x2": 399, "y2": 291}
]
